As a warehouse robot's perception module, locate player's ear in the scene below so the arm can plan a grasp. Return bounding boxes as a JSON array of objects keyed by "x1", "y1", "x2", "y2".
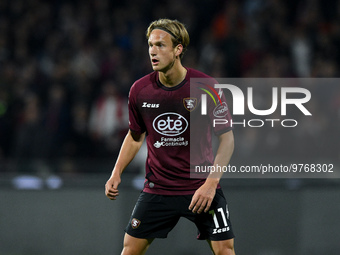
[{"x1": 175, "y1": 44, "x2": 183, "y2": 57}]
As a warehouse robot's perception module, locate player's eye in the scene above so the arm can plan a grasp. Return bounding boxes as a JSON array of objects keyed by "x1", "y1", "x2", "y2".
[{"x1": 156, "y1": 42, "x2": 165, "y2": 48}]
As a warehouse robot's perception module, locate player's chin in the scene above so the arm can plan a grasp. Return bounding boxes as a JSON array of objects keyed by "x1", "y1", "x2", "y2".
[
  {"x1": 151, "y1": 62, "x2": 165, "y2": 70},
  {"x1": 151, "y1": 65, "x2": 161, "y2": 71}
]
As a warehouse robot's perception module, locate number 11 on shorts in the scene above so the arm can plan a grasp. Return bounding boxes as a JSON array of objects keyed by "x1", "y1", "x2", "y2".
[{"x1": 209, "y1": 206, "x2": 230, "y2": 234}]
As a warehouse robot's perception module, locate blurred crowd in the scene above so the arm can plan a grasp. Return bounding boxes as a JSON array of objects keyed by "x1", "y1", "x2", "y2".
[{"x1": 0, "y1": 0, "x2": 339, "y2": 174}]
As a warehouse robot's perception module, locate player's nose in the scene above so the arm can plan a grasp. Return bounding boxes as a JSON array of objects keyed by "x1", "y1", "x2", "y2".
[{"x1": 149, "y1": 46, "x2": 157, "y2": 55}]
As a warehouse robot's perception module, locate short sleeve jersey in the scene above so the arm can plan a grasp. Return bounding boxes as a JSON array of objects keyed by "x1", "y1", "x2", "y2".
[{"x1": 128, "y1": 67, "x2": 232, "y2": 195}]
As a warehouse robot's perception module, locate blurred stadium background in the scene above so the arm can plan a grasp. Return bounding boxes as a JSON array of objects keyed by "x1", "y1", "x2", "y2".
[{"x1": 0, "y1": 0, "x2": 339, "y2": 254}]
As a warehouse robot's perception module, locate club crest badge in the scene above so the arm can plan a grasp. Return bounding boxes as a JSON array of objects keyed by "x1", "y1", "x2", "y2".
[
  {"x1": 131, "y1": 218, "x2": 141, "y2": 229},
  {"x1": 183, "y1": 98, "x2": 197, "y2": 112}
]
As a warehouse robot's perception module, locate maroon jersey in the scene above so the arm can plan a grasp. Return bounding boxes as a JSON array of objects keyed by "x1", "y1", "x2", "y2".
[{"x1": 128, "y1": 68, "x2": 232, "y2": 195}]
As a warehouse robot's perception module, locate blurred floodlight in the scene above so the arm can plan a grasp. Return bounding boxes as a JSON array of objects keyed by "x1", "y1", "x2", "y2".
[
  {"x1": 12, "y1": 175, "x2": 43, "y2": 190},
  {"x1": 46, "y1": 175, "x2": 63, "y2": 189}
]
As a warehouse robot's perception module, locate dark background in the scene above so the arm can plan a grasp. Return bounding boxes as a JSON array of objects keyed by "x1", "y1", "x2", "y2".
[
  {"x1": 0, "y1": 0, "x2": 339, "y2": 174},
  {"x1": 0, "y1": 0, "x2": 339, "y2": 254}
]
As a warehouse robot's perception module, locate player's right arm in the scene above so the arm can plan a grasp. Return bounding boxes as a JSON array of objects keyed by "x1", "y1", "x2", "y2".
[{"x1": 105, "y1": 130, "x2": 145, "y2": 200}]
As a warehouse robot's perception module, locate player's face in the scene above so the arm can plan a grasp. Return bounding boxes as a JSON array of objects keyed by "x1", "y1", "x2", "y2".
[{"x1": 148, "y1": 29, "x2": 178, "y2": 72}]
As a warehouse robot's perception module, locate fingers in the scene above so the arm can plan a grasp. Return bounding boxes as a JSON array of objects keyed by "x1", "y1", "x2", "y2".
[
  {"x1": 105, "y1": 175, "x2": 121, "y2": 200},
  {"x1": 188, "y1": 199, "x2": 195, "y2": 212},
  {"x1": 190, "y1": 198, "x2": 206, "y2": 214},
  {"x1": 204, "y1": 199, "x2": 213, "y2": 213},
  {"x1": 189, "y1": 185, "x2": 216, "y2": 214},
  {"x1": 105, "y1": 182, "x2": 119, "y2": 200},
  {"x1": 106, "y1": 188, "x2": 119, "y2": 200},
  {"x1": 189, "y1": 195, "x2": 212, "y2": 214}
]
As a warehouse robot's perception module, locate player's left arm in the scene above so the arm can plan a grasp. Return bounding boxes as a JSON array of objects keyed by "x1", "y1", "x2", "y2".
[{"x1": 189, "y1": 130, "x2": 234, "y2": 214}]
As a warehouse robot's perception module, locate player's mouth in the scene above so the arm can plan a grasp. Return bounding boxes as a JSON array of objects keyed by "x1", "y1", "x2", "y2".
[{"x1": 151, "y1": 58, "x2": 160, "y2": 65}]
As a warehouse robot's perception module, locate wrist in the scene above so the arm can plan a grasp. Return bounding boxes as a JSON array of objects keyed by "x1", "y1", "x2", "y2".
[
  {"x1": 204, "y1": 177, "x2": 219, "y2": 188},
  {"x1": 111, "y1": 168, "x2": 122, "y2": 179}
]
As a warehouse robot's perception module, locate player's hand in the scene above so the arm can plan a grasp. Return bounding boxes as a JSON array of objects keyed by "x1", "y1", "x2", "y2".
[
  {"x1": 189, "y1": 181, "x2": 217, "y2": 214},
  {"x1": 105, "y1": 174, "x2": 121, "y2": 200}
]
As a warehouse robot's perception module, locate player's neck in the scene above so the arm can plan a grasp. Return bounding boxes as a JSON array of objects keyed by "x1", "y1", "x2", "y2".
[{"x1": 158, "y1": 63, "x2": 187, "y2": 88}]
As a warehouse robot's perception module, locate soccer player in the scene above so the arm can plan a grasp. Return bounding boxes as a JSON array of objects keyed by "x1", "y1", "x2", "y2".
[{"x1": 105, "y1": 19, "x2": 235, "y2": 255}]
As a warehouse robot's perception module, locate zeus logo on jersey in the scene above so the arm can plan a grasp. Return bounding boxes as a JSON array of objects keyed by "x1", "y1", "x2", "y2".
[
  {"x1": 142, "y1": 102, "x2": 159, "y2": 108},
  {"x1": 152, "y1": 112, "x2": 188, "y2": 136}
]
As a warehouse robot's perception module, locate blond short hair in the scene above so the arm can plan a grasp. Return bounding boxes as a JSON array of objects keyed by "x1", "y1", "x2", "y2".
[{"x1": 146, "y1": 19, "x2": 190, "y2": 59}]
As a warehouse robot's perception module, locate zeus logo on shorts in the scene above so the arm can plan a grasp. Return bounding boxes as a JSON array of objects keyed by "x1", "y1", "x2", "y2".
[
  {"x1": 152, "y1": 112, "x2": 188, "y2": 136},
  {"x1": 213, "y1": 227, "x2": 230, "y2": 234}
]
